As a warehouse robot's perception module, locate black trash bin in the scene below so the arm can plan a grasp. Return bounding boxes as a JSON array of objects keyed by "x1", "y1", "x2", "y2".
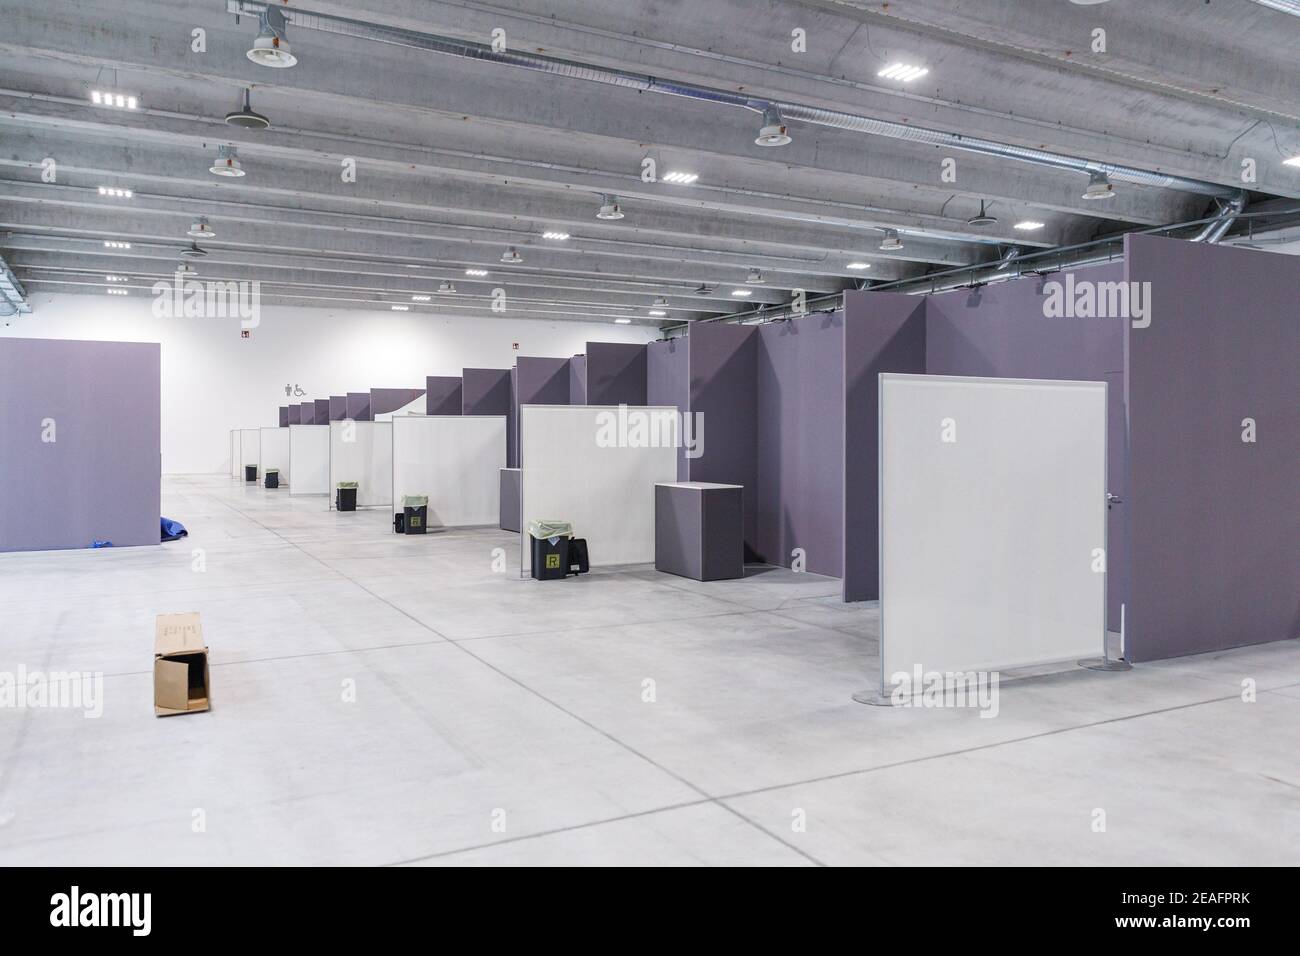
[
  {"x1": 568, "y1": 537, "x2": 590, "y2": 575},
  {"x1": 402, "y1": 495, "x2": 428, "y2": 535},
  {"x1": 528, "y1": 520, "x2": 573, "y2": 581},
  {"x1": 264, "y1": 469, "x2": 279, "y2": 489},
  {"x1": 336, "y1": 482, "x2": 357, "y2": 512},
  {"x1": 244, "y1": 465, "x2": 257, "y2": 483}
]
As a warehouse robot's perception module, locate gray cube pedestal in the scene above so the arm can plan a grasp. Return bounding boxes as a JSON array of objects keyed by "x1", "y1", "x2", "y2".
[
  {"x1": 500, "y1": 467, "x2": 521, "y2": 532},
  {"x1": 655, "y1": 482, "x2": 744, "y2": 581}
]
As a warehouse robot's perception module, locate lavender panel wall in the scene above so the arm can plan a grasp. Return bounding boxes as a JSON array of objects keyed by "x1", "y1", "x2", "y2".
[
  {"x1": 314, "y1": 399, "x2": 330, "y2": 424},
  {"x1": 345, "y1": 392, "x2": 371, "y2": 422},
  {"x1": 647, "y1": 337, "x2": 690, "y2": 481},
  {"x1": 287, "y1": 404, "x2": 301, "y2": 425},
  {"x1": 569, "y1": 355, "x2": 588, "y2": 405},
  {"x1": 514, "y1": 357, "x2": 570, "y2": 466},
  {"x1": 1125, "y1": 235, "x2": 1300, "y2": 661},
  {"x1": 508, "y1": 366, "x2": 518, "y2": 467},
  {"x1": 462, "y1": 368, "x2": 512, "y2": 415},
  {"x1": 688, "y1": 323, "x2": 758, "y2": 557},
  {"x1": 425, "y1": 376, "x2": 463, "y2": 416},
  {"x1": 0, "y1": 338, "x2": 160, "y2": 552},
  {"x1": 278, "y1": 406, "x2": 289, "y2": 428},
  {"x1": 370, "y1": 388, "x2": 426, "y2": 417},
  {"x1": 299, "y1": 401, "x2": 315, "y2": 425},
  {"x1": 755, "y1": 313, "x2": 845, "y2": 576},
  {"x1": 925, "y1": 262, "x2": 1127, "y2": 629},
  {"x1": 586, "y1": 342, "x2": 647, "y2": 406},
  {"x1": 841, "y1": 291, "x2": 927, "y2": 602},
  {"x1": 329, "y1": 395, "x2": 347, "y2": 421}
]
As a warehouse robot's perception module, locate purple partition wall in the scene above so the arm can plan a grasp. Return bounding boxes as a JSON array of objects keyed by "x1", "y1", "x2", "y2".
[
  {"x1": 569, "y1": 355, "x2": 588, "y2": 405},
  {"x1": 278, "y1": 406, "x2": 289, "y2": 428},
  {"x1": 462, "y1": 368, "x2": 512, "y2": 415},
  {"x1": 514, "y1": 357, "x2": 570, "y2": 466},
  {"x1": 586, "y1": 342, "x2": 647, "y2": 406},
  {"x1": 1124, "y1": 235, "x2": 1299, "y2": 661},
  {"x1": 647, "y1": 337, "x2": 690, "y2": 481},
  {"x1": 314, "y1": 398, "x2": 330, "y2": 424},
  {"x1": 0, "y1": 339, "x2": 160, "y2": 552},
  {"x1": 755, "y1": 313, "x2": 845, "y2": 575},
  {"x1": 370, "y1": 388, "x2": 426, "y2": 417},
  {"x1": 329, "y1": 395, "x2": 347, "y2": 421},
  {"x1": 925, "y1": 262, "x2": 1128, "y2": 629},
  {"x1": 688, "y1": 323, "x2": 759, "y2": 556},
  {"x1": 299, "y1": 401, "x2": 315, "y2": 425},
  {"x1": 509, "y1": 367, "x2": 518, "y2": 467},
  {"x1": 425, "y1": 376, "x2": 463, "y2": 415},
  {"x1": 287, "y1": 404, "x2": 302, "y2": 425},
  {"x1": 841, "y1": 291, "x2": 927, "y2": 602},
  {"x1": 345, "y1": 392, "x2": 371, "y2": 421}
]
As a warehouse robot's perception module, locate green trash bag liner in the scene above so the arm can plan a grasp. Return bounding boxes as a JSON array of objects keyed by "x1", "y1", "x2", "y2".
[
  {"x1": 337, "y1": 481, "x2": 359, "y2": 489},
  {"x1": 527, "y1": 519, "x2": 572, "y2": 539},
  {"x1": 403, "y1": 495, "x2": 429, "y2": 507}
]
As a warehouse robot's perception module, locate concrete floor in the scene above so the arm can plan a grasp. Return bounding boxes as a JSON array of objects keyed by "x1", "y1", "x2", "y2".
[{"x1": 1, "y1": 475, "x2": 1296, "y2": 866}]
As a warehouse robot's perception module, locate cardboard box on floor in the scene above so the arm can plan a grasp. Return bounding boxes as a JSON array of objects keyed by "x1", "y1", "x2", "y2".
[{"x1": 154, "y1": 612, "x2": 210, "y2": 717}]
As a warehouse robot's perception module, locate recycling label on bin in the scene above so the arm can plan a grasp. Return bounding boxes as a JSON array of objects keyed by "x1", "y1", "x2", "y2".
[{"x1": 545, "y1": 554, "x2": 561, "y2": 569}]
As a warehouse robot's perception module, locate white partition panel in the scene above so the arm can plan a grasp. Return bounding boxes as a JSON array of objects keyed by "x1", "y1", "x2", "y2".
[
  {"x1": 238, "y1": 428, "x2": 261, "y2": 473},
  {"x1": 229, "y1": 430, "x2": 239, "y2": 477},
  {"x1": 520, "y1": 405, "x2": 679, "y2": 571},
  {"x1": 259, "y1": 427, "x2": 291, "y2": 486},
  {"x1": 289, "y1": 425, "x2": 330, "y2": 496},
  {"x1": 392, "y1": 415, "x2": 505, "y2": 527},
  {"x1": 329, "y1": 420, "x2": 393, "y2": 509},
  {"x1": 879, "y1": 374, "x2": 1106, "y2": 680}
]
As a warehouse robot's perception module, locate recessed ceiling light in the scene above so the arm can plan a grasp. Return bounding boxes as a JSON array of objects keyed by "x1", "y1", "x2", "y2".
[
  {"x1": 542, "y1": 231, "x2": 570, "y2": 240},
  {"x1": 1014, "y1": 220, "x2": 1046, "y2": 231},
  {"x1": 731, "y1": 289, "x2": 753, "y2": 297},
  {"x1": 411, "y1": 294, "x2": 432, "y2": 302},
  {"x1": 662, "y1": 171, "x2": 699, "y2": 184},
  {"x1": 596, "y1": 195, "x2": 624, "y2": 220},
  {"x1": 106, "y1": 288, "x2": 128, "y2": 295},
  {"x1": 500, "y1": 247, "x2": 522, "y2": 264},
  {"x1": 209, "y1": 145, "x2": 245, "y2": 177},
  {"x1": 614, "y1": 318, "x2": 632, "y2": 324},
  {"x1": 97, "y1": 186, "x2": 132, "y2": 198},
  {"x1": 225, "y1": 89, "x2": 271, "y2": 129},
  {"x1": 390, "y1": 304, "x2": 410, "y2": 311},
  {"x1": 877, "y1": 63, "x2": 929, "y2": 82},
  {"x1": 103, "y1": 240, "x2": 131, "y2": 249},
  {"x1": 465, "y1": 268, "x2": 488, "y2": 276},
  {"x1": 247, "y1": 9, "x2": 297, "y2": 68},
  {"x1": 755, "y1": 105, "x2": 792, "y2": 147},
  {"x1": 187, "y1": 217, "x2": 215, "y2": 239},
  {"x1": 1283, "y1": 156, "x2": 1300, "y2": 167},
  {"x1": 105, "y1": 274, "x2": 128, "y2": 282},
  {"x1": 648, "y1": 309, "x2": 667, "y2": 317},
  {"x1": 847, "y1": 262, "x2": 872, "y2": 270},
  {"x1": 1083, "y1": 170, "x2": 1116, "y2": 200},
  {"x1": 437, "y1": 280, "x2": 455, "y2": 294},
  {"x1": 879, "y1": 229, "x2": 904, "y2": 251},
  {"x1": 90, "y1": 90, "x2": 138, "y2": 109}
]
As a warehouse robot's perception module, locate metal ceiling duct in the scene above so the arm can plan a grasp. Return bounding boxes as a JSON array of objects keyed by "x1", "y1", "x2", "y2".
[
  {"x1": 0, "y1": 255, "x2": 31, "y2": 316},
  {"x1": 226, "y1": 1, "x2": 1239, "y2": 200}
]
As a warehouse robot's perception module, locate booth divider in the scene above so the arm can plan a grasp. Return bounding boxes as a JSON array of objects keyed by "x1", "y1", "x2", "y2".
[
  {"x1": 288, "y1": 424, "x2": 330, "y2": 496},
  {"x1": 391, "y1": 415, "x2": 505, "y2": 528}
]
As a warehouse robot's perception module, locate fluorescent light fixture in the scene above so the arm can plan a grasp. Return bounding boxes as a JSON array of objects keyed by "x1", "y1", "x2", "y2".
[
  {"x1": 209, "y1": 145, "x2": 245, "y2": 177},
  {"x1": 648, "y1": 309, "x2": 667, "y2": 317},
  {"x1": 97, "y1": 186, "x2": 132, "y2": 198},
  {"x1": 1014, "y1": 220, "x2": 1046, "y2": 231},
  {"x1": 614, "y1": 318, "x2": 632, "y2": 324},
  {"x1": 501, "y1": 247, "x2": 522, "y2": 263},
  {"x1": 465, "y1": 268, "x2": 488, "y2": 276},
  {"x1": 390, "y1": 304, "x2": 410, "y2": 311},
  {"x1": 542, "y1": 231, "x2": 570, "y2": 240},
  {"x1": 731, "y1": 288, "x2": 753, "y2": 297},
  {"x1": 877, "y1": 63, "x2": 929, "y2": 82},
  {"x1": 1283, "y1": 155, "x2": 1300, "y2": 167},
  {"x1": 90, "y1": 90, "x2": 138, "y2": 109},
  {"x1": 662, "y1": 171, "x2": 699, "y2": 184},
  {"x1": 1083, "y1": 170, "x2": 1115, "y2": 200},
  {"x1": 106, "y1": 288, "x2": 128, "y2": 295},
  {"x1": 847, "y1": 262, "x2": 871, "y2": 270},
  {"x1": 103, "y1": 240, "x2": 131, "y2": 249},
  {"x1": 755, "y1": 106, "x2": 791, "y2": 147},
  {"x1": 411, "y1": 294, "x2": 432, "y2": 302},
  {"x1": 105, "y1": 275, "x2": 128, "y2": 282}
]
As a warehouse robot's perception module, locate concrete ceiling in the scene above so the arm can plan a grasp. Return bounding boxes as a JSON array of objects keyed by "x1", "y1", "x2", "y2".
[{"x1": 2, "y1": 0, "x2": 1298, "y2": 326}]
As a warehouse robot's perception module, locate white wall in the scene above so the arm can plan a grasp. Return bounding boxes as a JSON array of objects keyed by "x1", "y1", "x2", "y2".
[{"x1": 2, "y1": 293, "x2": 657, "y2": 474}]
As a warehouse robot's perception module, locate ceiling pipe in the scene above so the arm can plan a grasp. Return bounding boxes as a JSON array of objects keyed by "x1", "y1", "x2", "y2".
[
  {"x1": 227, "y1": 1, "x2": 1239, "y2": 201},
  {"x1": 1191, "y1": 194, "x2": 1248, "y2": 243}
]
